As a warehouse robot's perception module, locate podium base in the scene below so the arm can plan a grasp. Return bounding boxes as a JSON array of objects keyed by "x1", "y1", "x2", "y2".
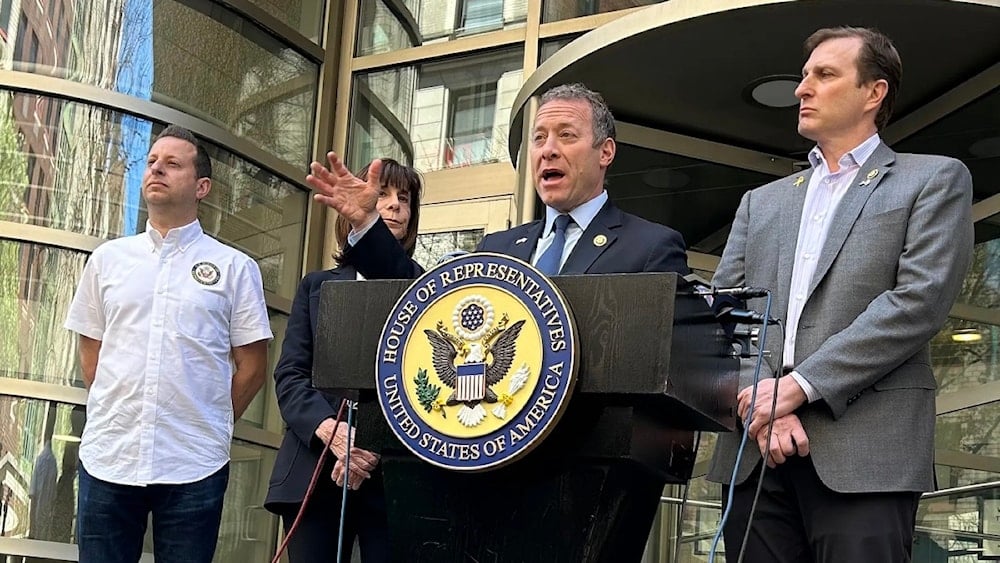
[
  {"x1": 373, "y1": 398, "x2": 697, "y2": 563},
  {"x1": 383, "y1": 455, "x2": 665, "y2": 562}
]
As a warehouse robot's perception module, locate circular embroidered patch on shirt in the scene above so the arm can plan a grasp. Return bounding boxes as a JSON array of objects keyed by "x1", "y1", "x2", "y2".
[{"x1": 191, "y1": 262, "x2": 221, "y2": 285}]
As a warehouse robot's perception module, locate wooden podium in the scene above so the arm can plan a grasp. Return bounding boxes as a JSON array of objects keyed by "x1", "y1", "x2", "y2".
[{"x1": 314, "y1": 272, "x2": 737, "y2": 562}]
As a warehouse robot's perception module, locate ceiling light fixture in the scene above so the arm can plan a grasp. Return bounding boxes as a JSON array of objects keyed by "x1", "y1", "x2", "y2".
[
  {"x1": 744, "y1": 75, "x2": 801, "y2": 109},
  {"x1": 641, "y1": 169, "x2": 690, "y2": 190},
  {"x1": 951, "y1": 328, "x2": 983, "y2": 343}
]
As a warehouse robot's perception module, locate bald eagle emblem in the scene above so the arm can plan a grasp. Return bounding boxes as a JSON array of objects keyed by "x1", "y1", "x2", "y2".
[{"x1": 424, "y1": 296, "x2": 529, "y2": 427}]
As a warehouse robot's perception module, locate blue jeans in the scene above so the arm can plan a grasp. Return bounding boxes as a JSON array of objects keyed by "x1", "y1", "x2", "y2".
[{"x1": 77, "y1": 462, "x2": 229, "y2": 563}]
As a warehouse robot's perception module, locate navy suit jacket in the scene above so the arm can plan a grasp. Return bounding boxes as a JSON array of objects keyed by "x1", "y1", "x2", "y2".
[
  {"x1": 265, "y1": 225, "x2": 422, "y2": 509},
  {"x1": 351, "y1": 200, "x2": 690, "y2": 279},
  {"x1": 478, "y1": 200, "x2": 690, "y2": 276}
]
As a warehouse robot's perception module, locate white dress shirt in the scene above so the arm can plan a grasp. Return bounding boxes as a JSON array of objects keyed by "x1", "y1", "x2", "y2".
[
  {"x1": 65, "y1": 220, "x2": 273, "y2": 485},
  {"x1": 786, "y1": 133, "x2": 882, "y2": 402},
  {"x1": 530, "y1": 190, "x2": 609, "y2": 271}
]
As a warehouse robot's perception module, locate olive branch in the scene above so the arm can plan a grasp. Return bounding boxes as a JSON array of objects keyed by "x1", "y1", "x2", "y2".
[{"x1": 414, "y1": 368, "x2": 445, "y2": 418}]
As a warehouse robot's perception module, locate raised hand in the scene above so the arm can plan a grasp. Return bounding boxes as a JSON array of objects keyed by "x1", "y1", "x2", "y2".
[{"x1": 306, "y1": 152, "x2": 383, "y2": 231}]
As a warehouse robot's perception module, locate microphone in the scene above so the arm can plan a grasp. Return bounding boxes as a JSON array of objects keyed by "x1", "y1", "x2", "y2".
[
  {"x1": 711, "y1": 293, "x2": 778, "y2": 326},
  {"x1": 717, "y1": 307, "x2": 775, "y2": 325},
  {"x1": 695, "y1": 286, "x2": 770, "y2": 299}
]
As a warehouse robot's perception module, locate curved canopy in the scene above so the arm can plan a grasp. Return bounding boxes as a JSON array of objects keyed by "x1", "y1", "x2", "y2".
[
  {"x1": 509, "y1": 0, "x2": 1000, "y2": 160},
  {"x1": 507, "y1": 0, "x2": 1000, "y2": 250}
]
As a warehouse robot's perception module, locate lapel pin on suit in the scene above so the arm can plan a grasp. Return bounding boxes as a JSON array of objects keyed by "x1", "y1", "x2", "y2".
[
  {"x1": 793, "y1": 176, "x2": 805, "y2": 187},
  {"x1": 593, "y1": 234, "x2": 607, "y2": 247},
  {"x1": 515, "y1": 237, "x2": 528, "y2": 245},
  {"x1": 859, "y1": 169, "x2": 879, "y2": 186}
]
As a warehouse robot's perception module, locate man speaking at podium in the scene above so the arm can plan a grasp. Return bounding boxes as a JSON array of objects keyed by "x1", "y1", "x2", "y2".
[
  {"x1": 707, "y1": 27, "x2": 973, "y2": 562},
  {"x1": 304, "y1": 82, "x2": 693, "y2": 558},
  {"x1": 310, "y1": 82, "x2": 690, "y2": 283}
]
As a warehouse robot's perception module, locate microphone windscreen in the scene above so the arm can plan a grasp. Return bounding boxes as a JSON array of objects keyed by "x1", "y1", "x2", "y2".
[{"x1": 712, "y1": 294, "x2": 745, "y2": 318}]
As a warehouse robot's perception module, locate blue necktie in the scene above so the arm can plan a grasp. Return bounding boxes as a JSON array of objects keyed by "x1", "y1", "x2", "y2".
[{"x1": 535, "y1": 214, "x2": 572, "y2": 275}]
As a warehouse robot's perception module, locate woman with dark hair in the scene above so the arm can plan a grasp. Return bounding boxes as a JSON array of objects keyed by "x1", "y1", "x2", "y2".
[{"x1": 264, "y1": 158, "x2": 423, "y2": 562}]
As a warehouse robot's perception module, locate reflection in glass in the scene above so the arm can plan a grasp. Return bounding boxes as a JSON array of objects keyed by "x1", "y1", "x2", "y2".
[
  {"x1": 542, "y1": 0, "x2": 662, "y2": 23},
  {"x1": 0, "y1": 93, "x2": 308, "y2": 300},
  {"x1": 953, "y1": 238, "x2": 1000, "y2": 310},
  {"x1": 0, "y1": 0, "x2": 317, "y2": 167},
  {"x1": 420, "y1": 0, "x2": 527, "y2": 40},
  {"x1": 932, "y1": 236, "x2": 1000, "y2": 394},
  {"x1": 348, "y1": 99, "x2": 412, "y2": 172},
  {"x1": 350, "y1": 67, "x2": 417, "y2": 170},
  {"x1": 413, "y1": 229, "x2": 485, "y2": 270},
  {"x1": 241, "y1": 311, "x2": 289, "y2": 433},
  {"x1": 539, "y1": 35, "x2": 581, "y2": 63},
  {"x1": 0, "y1": 242, "x2": 86, "y2": 387},
  {"x1": 350, "y1": 48, "x2": 524, "y2": 173},
  {"x1": 0, "y1": 397, "x2": 85, "y2": 542},
  {"x1": 356, "y1": 0, "x2": 420, "y2": 56},
  {"x1": 243, "y1": 0, "x2": 326, "y2": 41},
  {"x1": 214, "y1": 440, "x2": 279, "y2": 562},
  {"x1": 0, "y1": 396, "x2": 280, "y2": 562},
  {"x1": 933, "y1": 319, "x2": 1000, "y2": 394},
  {"x1": 916, "y1": 484, "x2": 1000, "y2": 561},
  {"x1": 357, "y1": 0, "x2": 527, "y2": 56},
  {"x1": 936, "y1": 401, "x2": 1000, "y2": 491},
  {"x1": 661, "y1": 434, "x2": 726, "y2": 561}
]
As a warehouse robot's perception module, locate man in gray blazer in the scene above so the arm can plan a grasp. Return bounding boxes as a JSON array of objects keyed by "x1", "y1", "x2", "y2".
[{"x1": 707, "y1": 27, "x2": 973, "y2": 562}]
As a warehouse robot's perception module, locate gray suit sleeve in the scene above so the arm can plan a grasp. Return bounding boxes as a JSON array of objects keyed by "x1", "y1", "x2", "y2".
[
  {"x1": 712, "y1": 190, "x2": 750, "y2": 289},
  {"x1": 798, "y1": 159, "x2": 973, "y2": 418},
  {"x1": 711, "y1": 190, "x2": 764, "y2": 391}
]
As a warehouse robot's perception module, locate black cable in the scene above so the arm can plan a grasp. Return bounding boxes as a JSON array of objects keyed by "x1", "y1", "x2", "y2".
[{"x1": 736, "y1": 321, "x2": 786, "y2": 563}]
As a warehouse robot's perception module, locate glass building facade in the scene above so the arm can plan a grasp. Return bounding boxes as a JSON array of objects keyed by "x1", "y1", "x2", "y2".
[{"x1": 1, "y1": 1, "x2": 998, "y2": 561}]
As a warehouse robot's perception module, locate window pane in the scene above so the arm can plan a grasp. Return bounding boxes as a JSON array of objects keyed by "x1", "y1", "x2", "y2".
[
  {"x1": 539, "y1": 35, "x2": 581, "y2": 63},
  {"x1": 413, "y1": 229, "x2": 485, "y2": 270},
  {"x1": 243, "y1": 0, "x2": 325, "y2": 41},
  {"x1": 0, "y1": 397, "x2": 85, "y2": 542},
  {"x1": 1, "y1": 0, "x2": 317, "y2": 167},
  {"x1": 350, "y1": 48, "x2": 524, "y2": 173},
  {"x1": 0, "y1": 395, "x2": 279, "y2": 562},
  {"x1": 462, "y1": 0, "x2": 505, "y2": 32},
  {"x1": 936, "y1": 402, "x2": 1000, "y2": 490},
  {"x1": 216, "y1": 439, "x2": 280, "y2": 562},
  {"x1": 349, "y1": 66, "x2": 417, "y2": 170},
  {"x1": 542, "y1": 0, "x2": 664, "y2": 23},
  {"x1": 356, "y1": 0, "x2": 420, "y2": 56},
  {"x1": 0, "y1": 239, "x2": 292, "y2": 388},
  {"x1": 240, "y1": 311, "x2": 288, "y2": 434},
  {"x1": 933, "y1": 236, "x2": 1000, "y2": 394},
  {"x1": 0, "y1": 242, "x2": 86, "y2": 386},
  {"x1": 357, "y1": 0, "x2": 527, "y2": 56},
  {"x1": 916, "y1": 485, "x2": 1000, "y2": 561},
  {"x1": 0, "y1": 93, "x2": 307, "y2": 300}
]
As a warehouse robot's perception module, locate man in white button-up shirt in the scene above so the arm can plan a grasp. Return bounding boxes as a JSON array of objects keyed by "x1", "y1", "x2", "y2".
[
  {"x1": 65, "y1": 126, "x2": 273, "y2": 563},
  {"x1": 707, "y1": 27, "x2": 973, "y2": 563}
]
